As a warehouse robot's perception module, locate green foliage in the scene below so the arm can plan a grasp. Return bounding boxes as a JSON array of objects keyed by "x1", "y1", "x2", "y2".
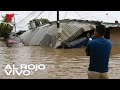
[
  {"x1": 0, "y1": 23, "x2": 13, "y2": 38},
  {"x1": 2, "y1": 15, "x2": 7, "y2": 22},
  {"x1": 33, "y1": 19, "x2": 41, "y2": 27},
  {"x1": 0, "y1": 15, "x2": 13, "y2": 39},
  {"x1": 39, "y1": 18, "x2": 49, "y2": 24},
  {"x1": 30, "y1": 18, "x2": 49, "y2": 27}
]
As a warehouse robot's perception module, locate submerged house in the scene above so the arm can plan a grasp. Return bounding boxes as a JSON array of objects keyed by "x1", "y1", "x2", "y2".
[
  {"x1": 19, "y1": 19, "x2": 96, "y2": 48},
  {"x1": 18, "y1": 19, "x2": 112, "y2": 48},
  {"x1": 102, "y1": 22, "x2": 120, "y2": 44}
]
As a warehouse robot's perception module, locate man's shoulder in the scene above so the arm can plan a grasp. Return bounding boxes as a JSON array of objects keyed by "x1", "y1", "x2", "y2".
[
  {"x1": 105, "y1": 39, "x2": 112, "y2": 45},
  {"x1": 88, "y1": 40, "x2": 96, "y2": 45}
]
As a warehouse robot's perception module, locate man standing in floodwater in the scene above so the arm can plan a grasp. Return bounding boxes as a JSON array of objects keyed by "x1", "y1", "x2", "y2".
[{"x1": 86, "y1": 24, "x2": 112, "y2": 79}]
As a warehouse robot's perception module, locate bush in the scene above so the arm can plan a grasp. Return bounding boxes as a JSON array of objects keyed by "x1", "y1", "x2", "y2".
[
  {"x1": 0, "y1": 23, "x2": 13, "y2": 39},
  {"x1": 29, "y1": 18, "x2": 49, "y2": 27}
]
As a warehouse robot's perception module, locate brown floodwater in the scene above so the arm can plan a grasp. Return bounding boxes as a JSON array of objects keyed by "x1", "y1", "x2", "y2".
[{"x1": 0, "y1": 32, "x2": 120, "y2": 79}]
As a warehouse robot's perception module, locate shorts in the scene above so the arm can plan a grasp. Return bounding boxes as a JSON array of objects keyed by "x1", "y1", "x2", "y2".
[{"x1": 87, "y1": 70, "x2": 109, "y2": 79}]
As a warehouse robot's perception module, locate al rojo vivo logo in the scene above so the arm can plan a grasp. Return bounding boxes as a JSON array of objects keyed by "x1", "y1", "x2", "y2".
[{"x1": 4, "y1": 64, "x2": 46, "y2": 76}]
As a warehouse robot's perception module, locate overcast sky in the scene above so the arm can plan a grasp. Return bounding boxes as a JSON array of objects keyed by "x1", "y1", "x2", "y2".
[{"x1": 0, "y1": 11, "x2": 120, "y2": 32}]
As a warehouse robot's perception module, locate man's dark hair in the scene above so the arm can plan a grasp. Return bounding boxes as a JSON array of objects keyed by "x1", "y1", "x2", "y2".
[{"x1": 95, "y1": 24, "x2": 106, "y2": 36}]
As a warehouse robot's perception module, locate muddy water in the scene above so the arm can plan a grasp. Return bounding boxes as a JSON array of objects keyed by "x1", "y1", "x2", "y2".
[{"x1": 0, "y1": 37, "x2": 120, "y2": 79}]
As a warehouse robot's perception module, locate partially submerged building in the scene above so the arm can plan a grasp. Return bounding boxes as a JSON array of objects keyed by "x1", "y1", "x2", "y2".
[
  {"x1": 18, "y1": 19, "x2": 119, "y2": 48},
  {"x1": 102, "y1": 22, "x2": 120, "y2": 44},
  {"x1": 19, "y1": 19, "x2": 97, "y2": 48}
]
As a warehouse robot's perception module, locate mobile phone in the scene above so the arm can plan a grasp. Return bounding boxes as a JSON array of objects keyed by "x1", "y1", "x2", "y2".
[{"x1": 89, "y1": 38, "x2": 92, "y2": 41}]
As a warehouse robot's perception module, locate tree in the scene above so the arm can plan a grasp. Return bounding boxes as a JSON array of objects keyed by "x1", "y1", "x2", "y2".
[
  {"x1": 39, "y1": 18, "x2": 49, "y2": 24},
  {"x1": 0, "y1": 23, "x2": 13, "y2": 38},
  {"x1": 0, "y1": 14, "x2": 13, "y2": 39},
  {"x1": 29, "y1": 18, "x2": 49, "y2": 28},
  {"x1": 33, "y1": 19, "x2": 41, "y2": 27},
  {"x1": 2, "y1": 15, "x2": 7, "y2": 22}
]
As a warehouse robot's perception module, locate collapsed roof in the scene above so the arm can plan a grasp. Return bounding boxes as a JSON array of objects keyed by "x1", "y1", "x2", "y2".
[{"x1": 19, "y1": 19, "x2": 97, "y2": 48}]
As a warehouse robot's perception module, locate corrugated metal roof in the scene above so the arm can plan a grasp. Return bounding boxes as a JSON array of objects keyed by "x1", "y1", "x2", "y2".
[
  {"x1": 20, "y1": 20, "x2": 95, "y2": 48},
  {"x1": 54, "y1": 23, "x2": 95, "y2": 48},
  {"x1": 102, "y1": 22, "x2": 120, "y2": 28}
]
